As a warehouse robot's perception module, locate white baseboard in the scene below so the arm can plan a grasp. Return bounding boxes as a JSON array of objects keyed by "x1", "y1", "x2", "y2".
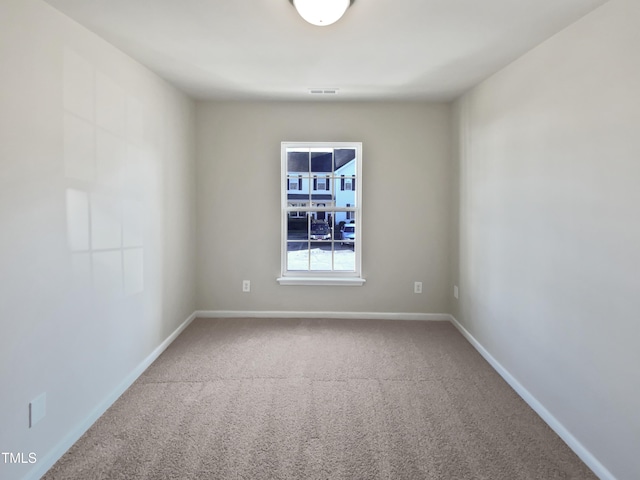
[
  {"x1": 448, "y1": 315, "x2": 616, "y2": 480},
  {"x1": 27, "y1": 311, "x2": 198, "y2": 480},
  {"x1": 195, "y1": 310, "x2": 451, "y2": 321}
]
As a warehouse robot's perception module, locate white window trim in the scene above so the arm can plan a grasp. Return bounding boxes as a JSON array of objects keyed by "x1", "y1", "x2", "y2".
[{"x1": 278, "y1": 141, "x2": 365, "y2": 286}]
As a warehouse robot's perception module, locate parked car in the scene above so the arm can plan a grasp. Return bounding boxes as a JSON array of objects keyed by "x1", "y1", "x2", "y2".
[
  {"x1": 341, "y1": 224, "x2": 355, "y2": 242},
  {"x1": 310, "y1": 221, "x2": 331, "y2": 240}
]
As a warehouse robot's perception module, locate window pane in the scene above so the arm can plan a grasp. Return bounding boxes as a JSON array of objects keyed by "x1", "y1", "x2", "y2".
[
  {"x1": 311, "y1": 150, "x2": 333, "y2": 173},
  {"x1": 287, "y1": 241, "x2": 309, "y2": 271},
  {"x1": 313, "y1": 175, "x2": 330, "y2": 192},
  {"x1": 288, "y1": 175, "x2": 310, "y2": 203},
  {"x1": 287, "y1": 149, "x2": 309, "y2": 174},
  {"x1": 340, "y1": 222, "x2": 356, "y2": 243},
  {"x1": 335, "y1": 217, "x2": 352, "y2": 230},
  {"x1": 287, "y1": 217, "x2": 308, "y2": 241},
  {"x1": 334, "y1": 149, "x2": 357, "y2": 173},
  {"x1": 310, "y1": 242, "x2": 333, "y2": 271},
  {"x1": 336, "y1": 196, "x2": 356, "y2": 210},
  {"x1": 334, "y1": 242, "x2": 355, "y2": 271},
  {"x1": 327, "y1": 212, "x2": 336, "y2": 232},
  {"x1": 333, "y1": 170, "x2": 357, "y2": 211},
  {"x1": 309, "y1": 215, "x2": 332, "y2": 240}
]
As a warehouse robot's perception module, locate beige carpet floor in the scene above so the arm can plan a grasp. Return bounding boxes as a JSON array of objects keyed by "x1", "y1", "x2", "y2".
[{"x1": 43, "y1": 318, "x2": 597, "y2": 479}]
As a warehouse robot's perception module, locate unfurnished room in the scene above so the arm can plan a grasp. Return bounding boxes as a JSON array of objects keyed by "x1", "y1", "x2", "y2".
[{"x1": 1, "y1": 1, "x2": 638, "y2": 479}]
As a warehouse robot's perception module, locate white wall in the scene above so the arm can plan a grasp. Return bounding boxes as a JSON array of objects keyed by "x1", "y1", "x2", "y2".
[
  {"x1": 0, "y1": 1, "x2": 197, "y2": 479},
  {"x1": 6, "y1": 0, "x2": 637, "y2": 478},
  {"x1": 453, "y1": 1, "x2": 640, "y2": 478},
  {"x1": 196, "y1": 101, "x2": 452, "y2": 314}
]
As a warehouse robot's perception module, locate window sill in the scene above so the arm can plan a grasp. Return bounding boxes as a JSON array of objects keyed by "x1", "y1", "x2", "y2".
[{"x1": 277, "y1": 276, "x2": 366, "y2": 286}]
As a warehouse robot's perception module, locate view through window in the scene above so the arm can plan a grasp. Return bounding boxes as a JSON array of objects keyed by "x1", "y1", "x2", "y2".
[{"x1": 280, "y1": 142, "x2": 363, "y2": 284}]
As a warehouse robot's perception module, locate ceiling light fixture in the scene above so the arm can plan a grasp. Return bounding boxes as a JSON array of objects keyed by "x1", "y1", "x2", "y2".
[{"x1": 290, "y1": 0, "x2": 354, "y2": 27}]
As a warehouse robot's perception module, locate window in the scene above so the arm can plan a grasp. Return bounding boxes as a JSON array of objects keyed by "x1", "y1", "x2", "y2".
[
  {"x1": 288, "y1": 203, "x2": 307, "y2": 217},
  {"x1": 278, "y1": 142, "x2": 364, "y2": 286}
]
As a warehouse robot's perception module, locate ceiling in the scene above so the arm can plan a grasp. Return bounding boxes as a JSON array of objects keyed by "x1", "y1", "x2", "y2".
[{"x1": 44, "y1": 0, "x2": 607, "y2": 101}]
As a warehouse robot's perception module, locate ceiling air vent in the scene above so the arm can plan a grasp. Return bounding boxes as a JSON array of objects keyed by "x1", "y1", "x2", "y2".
[{"x1": 309, "y1": 88, "x2": 339, "y2": 95}]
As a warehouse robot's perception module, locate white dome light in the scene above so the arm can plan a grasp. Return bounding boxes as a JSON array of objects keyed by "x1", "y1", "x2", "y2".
[{"x1": 292, "y1": 0, "x2": 351, "y2": 27}]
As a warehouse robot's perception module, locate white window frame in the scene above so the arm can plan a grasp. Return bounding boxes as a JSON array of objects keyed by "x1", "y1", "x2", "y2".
[{"x1": 278, "y1": 142, "x2": 364, "y2": 286}]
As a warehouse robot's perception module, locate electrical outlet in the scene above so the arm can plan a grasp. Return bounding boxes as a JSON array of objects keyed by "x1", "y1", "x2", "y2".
[
  {"x1": 242, "y1": 280, "x2": 250, "y2": 292},
  {"x1": 29, "y1": 393, "x2": 46, "y2": 428},
  {"x1": 454, "y1": 285, "x2": 459, "y2": 299},
  {"x1": 414, "y1": 281, "x2": 422, "y2": 294}
]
